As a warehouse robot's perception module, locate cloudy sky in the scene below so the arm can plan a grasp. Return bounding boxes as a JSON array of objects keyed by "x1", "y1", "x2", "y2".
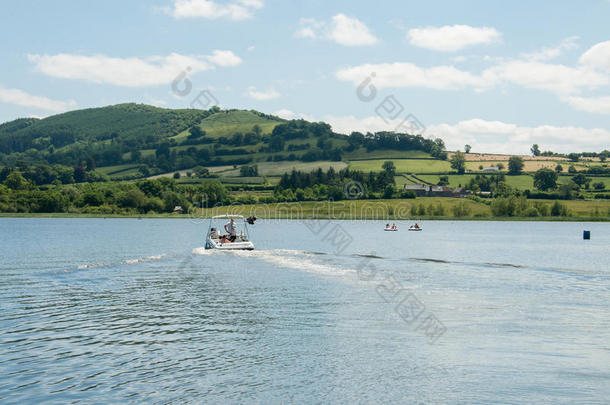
[{"x1": 1, "y1": 0, "x2": 610, "y2": 153}]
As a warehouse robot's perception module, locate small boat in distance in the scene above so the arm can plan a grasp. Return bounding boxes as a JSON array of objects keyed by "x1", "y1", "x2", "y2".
[
  {"x1": 205, "y1": 215, "x2": 255, "y2": 250},
  {"x1": 384, "y1": 223, "x2": 398, "y2": 231},
  {"x1": 408, "y1": 223, "x2": 422, "y2": 231}
]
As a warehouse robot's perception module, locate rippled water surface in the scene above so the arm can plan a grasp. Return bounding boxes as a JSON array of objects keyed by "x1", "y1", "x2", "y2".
[{"x1": 1, "y1": 218, "x2": 609, "y2": 404}]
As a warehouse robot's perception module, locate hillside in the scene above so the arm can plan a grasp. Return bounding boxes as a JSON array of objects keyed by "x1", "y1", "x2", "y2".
[
  {"x1": 1, "y1": 104, "x2": 607, "y2": 203},
  {"x1": 0, "y1": 104, "x2": 443, "y2": 180}
]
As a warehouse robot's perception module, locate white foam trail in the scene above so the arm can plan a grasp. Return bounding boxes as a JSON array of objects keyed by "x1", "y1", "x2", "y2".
[
  {"x1": 77, "y1": 263, "x2": 111, "y2": 270},
  {"x1": 224, "y1": 249, "x2": 354, "y2": 278},
  {"x1": 124, "y1": 254, "x2": 166, "y2": 265},
  {"x1": 192, "y1": 247, "x2": 208, "y2": 255}
]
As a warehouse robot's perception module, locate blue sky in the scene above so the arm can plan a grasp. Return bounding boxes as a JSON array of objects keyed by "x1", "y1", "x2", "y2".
[{"x1": 1, "y1": 0, "x2": 610, "y2": 153}]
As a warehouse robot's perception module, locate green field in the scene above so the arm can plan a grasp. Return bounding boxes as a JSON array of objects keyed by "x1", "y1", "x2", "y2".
[
  {"x1": 195, "y1": 198, "x2": 610, "y2": 220},
  {"x1": 218, "y1": 161, "x2": 348, "y2": 177},
  {"x1": 348, "y1": 159, "x2": 451, "y2": 173},
  {"x1": 344, "y1": 149, "x2": 432, "y2": 160},
  {"x1": 171, "y1": 110, "x2": 281, "y2": 141},
  {"x1": 96, "y1": 164, "x2": 140, "y2": 175},
  {"x1": 417, "y1": 174, "x2": 535, "y2": 189}
]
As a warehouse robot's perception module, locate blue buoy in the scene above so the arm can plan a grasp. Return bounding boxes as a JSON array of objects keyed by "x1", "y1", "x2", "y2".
[{"x1": 583, "y1": 230, "x2": 591, "y2": 240}]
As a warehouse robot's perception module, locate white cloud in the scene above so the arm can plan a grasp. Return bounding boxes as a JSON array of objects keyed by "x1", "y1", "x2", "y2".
[
  {"x1": 407, "y1": 25, "x2": 501, "y2": 52},
  {"x1": 336, "y1": 62, "x2": 494, "y2": 90},
  {"x1": 520, "y1": 36, "x2": 579, "y2": 61},
  {"x1": 323, "y1": 115, "x2": 609, "y2": 153},
  {"x1": 329, "y1": 14, "x2": 378, "y2": 46},
  {"x1": 295, "y1": 24, "x2": 318, "y2": 39},
  {"x1": 245, "y1": 86, "x2": 280, "y2": 100},
  {"x1": 579, "y1": 40, "x2": 610, "y2": 71},
  {"x1": 272, "y1": 109, "x2": 315, "y2": 121},
  {"x1": 206, "y1": 50, "x2": 242, "y2": 66},
  {"x1": 429, "y1": 119, "x2": 610, "y2": 154},
  {"x1": 273, "y1": 109, "x2": 298, "y2": 119},
  {"x1": 168, "y1": 0, "x2": 263, "y2": 20},
  {"x1": 336, "y1": 58, "x2": 608, "y2": 95},
  {"x1": 0, "y1": 86, "x2": 76, "y2": 111},
  {"x1": 563, "y1": 95, "x2": 610, "y2": 114},
  {"x1": 296, "y1": 14, "x2": 378, "y2": 46},
  {"x1": 324, "y1": 114, "x2": 406, "y2": 135},
  {"x1": 489, "y1": 60, "x2": 608, "y2": 95},
  {"x1": 28, "y1": 51, "x2": 241, "y2": 87}
]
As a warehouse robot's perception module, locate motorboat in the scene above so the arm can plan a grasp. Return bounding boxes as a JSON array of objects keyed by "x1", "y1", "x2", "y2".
[
  {"x1": 408, "y1": 224, "x2": 422, "y2": 231},
  {"x1": 384, "y1": 224, "x2": 398, "y2": 231},
  {"x1": 205, "y1": 215, "x2": 255, "y2": 250}
]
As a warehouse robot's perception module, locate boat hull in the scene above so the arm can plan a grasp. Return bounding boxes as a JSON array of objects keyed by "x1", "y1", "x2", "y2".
[{"x1": 205, "y1": 238, "x2": 254, "y2": 250}]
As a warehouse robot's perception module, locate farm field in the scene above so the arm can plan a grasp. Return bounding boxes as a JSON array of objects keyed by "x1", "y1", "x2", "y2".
[
  {"x1": 171, "y1": 110, "x2": 281, "y2": 141},
  {"x1": 343, "y1": 149, "x2": 432, "y2": 160},
  {"x1": 348, "y1": 159, "x2": 451, "y2": 173},
  {"x1": 218, "y1": 161, "x2": 348, "y2": 177}
]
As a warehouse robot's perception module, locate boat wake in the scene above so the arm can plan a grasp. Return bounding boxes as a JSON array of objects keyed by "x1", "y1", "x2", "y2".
[
  {"x1": 75, "y1": 254, "x2": 168, "y2": 270},
  {"x1": 192, "y1": 247, "x2": 356, "y2": 279}
]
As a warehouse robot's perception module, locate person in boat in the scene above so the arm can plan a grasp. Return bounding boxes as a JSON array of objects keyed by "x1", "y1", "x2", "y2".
[
  {"x1": 414, "y1": 223, "x2": 420, "y2": 229},
  {"x1": 385, "y1": 223, "x2": 390, "y2": 229},
  {"x1": 210, "y1": 227, "x2": 219, "y2": 239},
  {"x1": 219, "y1": 235, "x2": 230, "y2": 243},
  {"x1": 391, "y1": 223, "x2": 397, "y2": 230},
  {"x1": 224, "y1": 218, "x2": 237, "y2": 242}
]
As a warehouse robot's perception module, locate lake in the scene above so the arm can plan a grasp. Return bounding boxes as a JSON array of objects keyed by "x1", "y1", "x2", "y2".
[{"x1": 1, "y1": 218, "x2": 609, "y2": 404}]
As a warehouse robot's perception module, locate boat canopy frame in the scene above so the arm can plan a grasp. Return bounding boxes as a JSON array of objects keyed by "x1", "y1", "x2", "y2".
[{"x1": 207, "y1": 215, "x2": 251, "y2": 240}]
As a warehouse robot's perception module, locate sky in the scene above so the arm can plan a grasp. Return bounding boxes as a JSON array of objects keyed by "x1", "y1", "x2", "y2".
[{"x1": 1, "y1": 0, "x2": 610, "y2": 154}]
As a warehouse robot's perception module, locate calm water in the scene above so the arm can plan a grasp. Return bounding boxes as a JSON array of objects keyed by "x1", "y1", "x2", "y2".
[{"x1": 1, "y1": 218, "x2": 609, "y2": 404}]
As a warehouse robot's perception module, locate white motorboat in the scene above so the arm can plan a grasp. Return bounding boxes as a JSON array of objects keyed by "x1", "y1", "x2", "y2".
[
  {"x1": 205, "y1": 215, "x2": 255, "y2": 250},
  {"x1": 408, "y1": 225, "x2": 422, "y2": 231}
]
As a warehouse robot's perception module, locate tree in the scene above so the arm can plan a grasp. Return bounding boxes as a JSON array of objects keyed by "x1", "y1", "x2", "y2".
[
  {"x1": 3, "y1": 171, "x2": 29, "y2": 190},
  {"x1": 121, "y1": 188, "x2": 147, "y2": 209},
  {"x1": 571, "y1": 174, "x2": 590, "y2": 188},
  {"x1": 188, "y1": 126, "x2": 205, "y2": 139},
  {"x1": 173, "y1": 172, "x2": 181, "y2": 179},
  {"x1": 131, "y1": 149, "x2": 142, "y2": 162},
  {"x1": 155, "y1": 142, "x2": 170, "y2": 159},
  {"x1": 533, "y1": 168, "x2": 558, "y2": 191},
  {"x1": 437, "y1": 175, "x2": 449, "y2": 186},
  {"x1": 508, "y1": 156, "x2": 524, "y2": 174},
  {"x1": 531, "y1": 144, "x2": 541, "y2": 156},
  {"x1": 252, "y1": 124, "x2": 262, "y2": 136},
  {"x1": 464, "y1": 144, "x2": 471, "y2": 153},
  {"x1": 73, "y1": 166, "x2": 87, "y2": 183},
  {"x1": 568, "y1": 153, "x2": 580, "y2": 162},
  {"x1": 382, "y1": 161, "x2": 396, "y2": 176},
  {"x1": 555, "y1": 164, "x2": 563, "y2": 173},
  {"x1": 450, "y1": 151, "x2": 466, "y2": 174},
  {"x1": 240, "y1": 164, "x2": 258, "y2": 177},
  {"x1": 593, "y1": 182, "x2": 606, "y2": 190},
  {"x1": 193, "y1": 166, "x2": 209, "y2": 178},
  {"x1": 383, "y1": 184, "x2": 394, "y2": 199},
  {"x1": 497, "y1": 163, "x2": 504, "y2": 171},
  {"x1": 568, "y1": 165, "x2": 577, "y2": 174}
]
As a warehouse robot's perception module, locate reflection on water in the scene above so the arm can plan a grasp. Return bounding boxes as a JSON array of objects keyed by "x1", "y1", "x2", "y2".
[{"x1": 1, "y1": 218, "x2": 609, "y2": 403}]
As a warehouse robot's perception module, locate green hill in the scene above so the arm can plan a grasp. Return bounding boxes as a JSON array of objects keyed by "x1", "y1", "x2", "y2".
[{"x1": 0, "y1": 103, "x2": 445, "y2": 181}]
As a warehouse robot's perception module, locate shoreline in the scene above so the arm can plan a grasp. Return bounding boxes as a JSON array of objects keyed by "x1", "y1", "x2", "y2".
[{"x1": 1, "y1": 212, "x2": 608, "y2": 222}]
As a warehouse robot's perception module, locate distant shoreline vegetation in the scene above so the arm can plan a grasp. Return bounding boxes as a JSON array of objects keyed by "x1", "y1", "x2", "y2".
[
  {"x1": 0, "y1": 104, "x2": 608, "y2": 220},
  {"x1": 0, "y1": 169, "x2": 608, "y2": 220}
]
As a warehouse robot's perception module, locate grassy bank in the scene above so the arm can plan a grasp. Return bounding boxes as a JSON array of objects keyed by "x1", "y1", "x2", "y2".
[{"x1": 5, "y1": 198, "x2": 607, "y2": 221}]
